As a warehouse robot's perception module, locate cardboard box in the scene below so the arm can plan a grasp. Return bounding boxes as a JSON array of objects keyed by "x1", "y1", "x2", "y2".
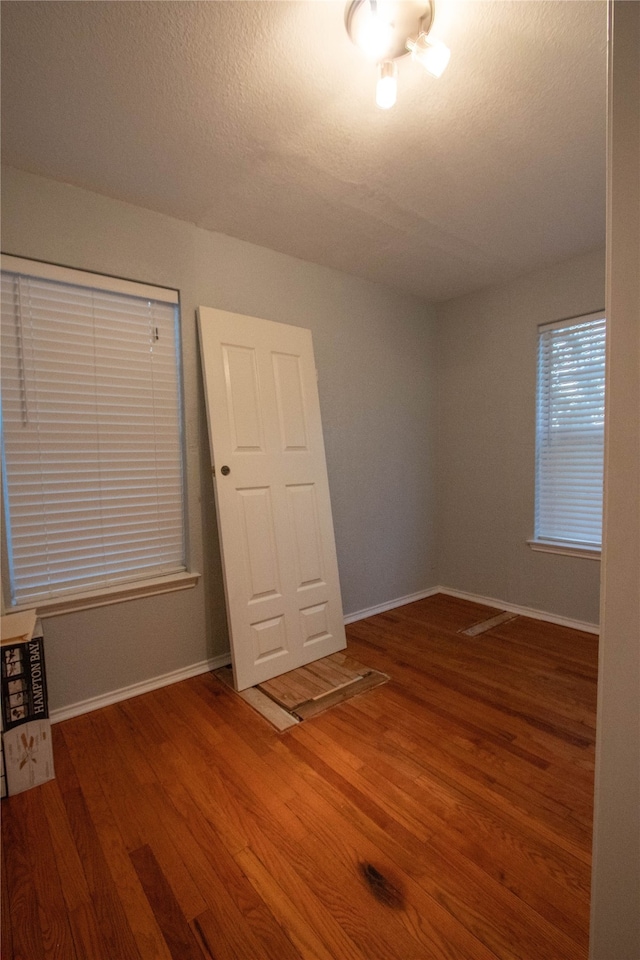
[
  {"x1": 2, "y1": 720, "x2": 54, "y2": 794},
  {"x1": 0, "y1": 736, "x2": 6, "y2": 799},
  {"x1": 1, "y1": 611, "x2": 55, "y2": 795}
]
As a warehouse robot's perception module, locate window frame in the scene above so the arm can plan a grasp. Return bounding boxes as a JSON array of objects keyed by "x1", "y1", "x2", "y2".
[
  {"x1": 1, "y1": 254, "x2": 198, "y2": 617},
  {"x1": 529, "y1": 309, "x2": 606, "y2": 559}
]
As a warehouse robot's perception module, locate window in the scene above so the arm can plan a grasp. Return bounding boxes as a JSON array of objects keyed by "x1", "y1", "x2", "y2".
[
  {"x1": 1, "y1": 255, "x2": 194, "y2": 613},
  {"x1": 533, "y1": 311, "x2": 606, "y2": 555}
]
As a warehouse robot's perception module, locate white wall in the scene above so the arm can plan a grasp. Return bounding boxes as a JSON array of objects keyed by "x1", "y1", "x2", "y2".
[
  {"x1": 590, "y1": 2, "x2": 640, "y2": 955},
  {"x1": 1, "y1": 166, "x2": 438, "y2": 713},
  {"x1": 435, "y1": 249, "x2": 605, "y2": 626}
]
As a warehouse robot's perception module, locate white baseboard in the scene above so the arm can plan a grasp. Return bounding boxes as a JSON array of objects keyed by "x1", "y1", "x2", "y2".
[
  {"x1": 343, "y1": 583, "x2": 599, "y2": 635},
  {"x1": 50, "y1": 652, "x2": 232, "y2": 724},
  {"x1": 343, "y1": 586, "x2": 441, "y2": 624},
  {"x1": 436, "y1": 585, "x2": 600, "y2": 635}
]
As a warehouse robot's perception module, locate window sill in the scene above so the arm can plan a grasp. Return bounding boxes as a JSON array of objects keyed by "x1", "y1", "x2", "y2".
[
  {"x1": 5, "y1": 571, "x2": 200, "y2": 618},
  {"x1": 527, "y1": 540, "x2": 601, "y2": 560}
]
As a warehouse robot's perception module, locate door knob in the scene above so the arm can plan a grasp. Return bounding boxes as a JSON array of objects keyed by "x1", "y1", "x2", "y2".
[{"x1": 220, "y1": 465, "x2": 231, "y2": 476}]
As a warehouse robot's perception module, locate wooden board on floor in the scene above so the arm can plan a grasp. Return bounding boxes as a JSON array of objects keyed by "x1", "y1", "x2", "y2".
[
  {"x1": 292, "y1": 670, "x2": 388, "y2": 720},
  {"x1": 214, "y1": 665, "x2": 300, "y2": 731},
  {"x1": 258, "y1": 653, "x2": 388, "y2": 719},
  {"x1": 460, "y1": 610, "x2": 519, "y2": 637}
]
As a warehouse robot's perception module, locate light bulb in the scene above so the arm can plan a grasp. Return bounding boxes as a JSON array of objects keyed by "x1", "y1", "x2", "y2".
[
  {"x1": 376, "y1": 60, "x2": 397, "y2": 109},
  {"x1": 357, "y1": 10, "x2": 393, "y2": 61},
  {"x1": 406, "y1": 34, "x2": 451, "y2": 78}
]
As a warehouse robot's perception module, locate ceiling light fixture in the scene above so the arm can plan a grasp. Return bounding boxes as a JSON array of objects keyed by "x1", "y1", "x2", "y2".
[
  {"x1": 406, "y1": 32, "x2": 451, "y2": 78},
  {"x1": 345, "y1": 0, "x2": 451, "y2": 108},
  {"x1": 357, "y1": 6, "x2": 395, "y2": 60}
]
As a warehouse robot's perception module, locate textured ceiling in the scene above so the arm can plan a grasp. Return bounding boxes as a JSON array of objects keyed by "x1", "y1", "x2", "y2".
[{"x1": 1, "y1": 0, "x2": 607, "y2": 302}]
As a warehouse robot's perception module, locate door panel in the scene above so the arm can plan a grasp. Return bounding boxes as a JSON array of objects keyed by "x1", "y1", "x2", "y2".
[
  {"x1": 251, "y1": 616, "x2": 288, "y2": 665},
  {"x1": 223, "y1": 345, "x2": 265, "y2": 453},
  {"x1": 300, "y1": 601, "x2": 331, "y2": 647},
  {"x1": 287, "y1": 483, "x2": 325, "y2": 590},
  {"x1": 237, "y1": 487, "x2": 281, "y2": 602},
  {"x1": 272, "y1": 352, "x2": 309, "y2": 451},
  {"x1": 198, "y1": 307, "x2": 346, "y2": 690}
]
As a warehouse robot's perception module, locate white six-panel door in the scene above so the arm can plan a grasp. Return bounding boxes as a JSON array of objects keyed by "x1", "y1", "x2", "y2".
[{"x1": 197, "y1": 307, "x2": 346, "y2": 690}]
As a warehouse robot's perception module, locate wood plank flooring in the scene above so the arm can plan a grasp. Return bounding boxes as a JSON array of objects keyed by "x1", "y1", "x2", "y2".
[{"x1": 1, "y1": 594, "x2": 598, "y2": 960}]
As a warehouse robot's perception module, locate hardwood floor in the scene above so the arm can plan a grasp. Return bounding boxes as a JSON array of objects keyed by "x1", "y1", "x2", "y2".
[{"x1": 1, "y1": 594, "x2": 598, "y2": 960}]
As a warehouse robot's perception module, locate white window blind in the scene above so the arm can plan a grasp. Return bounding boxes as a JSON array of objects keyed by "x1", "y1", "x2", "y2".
[
  {"x1": 1, "y1": 258, "x2": 186, "y2": 607},
  {"x1": 535, "y1": 312, "x2": 606, "y2": 549}
]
